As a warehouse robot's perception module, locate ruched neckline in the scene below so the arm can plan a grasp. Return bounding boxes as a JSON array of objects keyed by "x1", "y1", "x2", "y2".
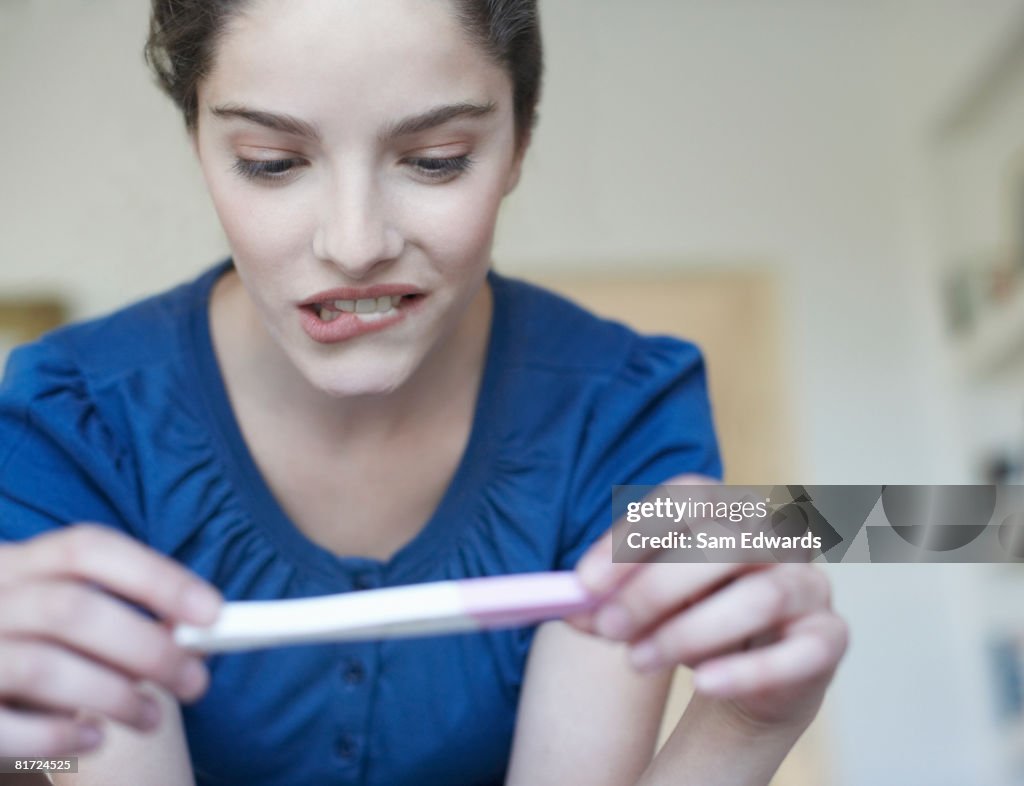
[{"x1": 184, "y1": 260, "x2": 508, "y2": 587}]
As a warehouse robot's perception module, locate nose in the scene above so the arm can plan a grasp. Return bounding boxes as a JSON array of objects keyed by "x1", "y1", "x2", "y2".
[{"x1": 312, "y1": 169, "x2": 403, "y2": 279}]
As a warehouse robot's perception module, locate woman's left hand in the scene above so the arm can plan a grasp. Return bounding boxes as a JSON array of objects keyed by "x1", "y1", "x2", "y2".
[{"x1": 568, "y1": 493, "x2": 849, "y2": 732}]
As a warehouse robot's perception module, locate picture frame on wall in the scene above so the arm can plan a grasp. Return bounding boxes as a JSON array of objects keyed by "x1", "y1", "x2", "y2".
[{"x1": 0, "y1": 299, "x2": 67, "y2": 368}]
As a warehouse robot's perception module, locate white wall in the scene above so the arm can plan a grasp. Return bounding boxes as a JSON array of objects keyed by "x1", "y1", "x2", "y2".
[
  {"x1": 3, "y1": 2, "x2": 1024, "y2": 784},
  {"x1": 0, "y1": 0, "x2": 225, "y2": 311}
]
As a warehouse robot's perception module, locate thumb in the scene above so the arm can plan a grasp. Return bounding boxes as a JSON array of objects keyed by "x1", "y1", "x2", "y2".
[
  {"x1": 575, "y1": 473, "x2": 722, "y2": 595},
  {"x1": 575, "y1": 525, "x2": 639, "y2": 597}
]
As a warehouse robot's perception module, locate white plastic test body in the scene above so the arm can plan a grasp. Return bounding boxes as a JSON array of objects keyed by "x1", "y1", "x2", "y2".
[{"x1": 174, "y1": 571, "x2": 599, "y2": 653}]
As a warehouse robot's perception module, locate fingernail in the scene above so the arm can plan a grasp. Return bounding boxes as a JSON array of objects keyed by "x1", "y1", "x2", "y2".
[
  {"x1": 175, "y1": 658, "x2": 209, "y2": 700},
  {"x1": 630, "y1": 641, "x2": 664, "y2": 672},
  {"x1": 183, "y1": 584, "x2": 222, "y2": 624},
  {"x1": 562, "y1": 611, "x2": 593, "y2": 632},
  {"x1": 594, "y1": 604, "x2": 633, "y2": 639},
  {"x1": 139, "y1": 697, "x2": 161, "y2": 731},
  {"x1": 578, "y1": 556, "x2": 615, "y2": 593},
  {"x1": 77, "y1": 723, "x2": 103, "y2": 751},
  {"x1": 694, "y1": 667, "x2": 734, "y2": 694}
]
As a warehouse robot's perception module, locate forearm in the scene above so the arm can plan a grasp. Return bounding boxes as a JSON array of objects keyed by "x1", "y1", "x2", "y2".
[
  {"x1": 53, "y1": 686, "x2": 196, "y2": 786},
  {"x1": 636, "y1": 692, "x2": 807, "y2": 786}
]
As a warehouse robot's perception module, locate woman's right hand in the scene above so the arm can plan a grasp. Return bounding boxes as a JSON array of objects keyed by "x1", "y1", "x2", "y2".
[{"x1": 0, "y1": 524, "x2": 222, "y2": 757}]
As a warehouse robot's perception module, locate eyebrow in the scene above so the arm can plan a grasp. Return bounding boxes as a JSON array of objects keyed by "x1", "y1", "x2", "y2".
[
  {"x1": 210, "y1": 103, "x2": 322, "y2": 141},
  {"x1": 378, "y1": 101, "x2": 496, "y2": 142},
  {"x1": 208, "y1": 101, "x2": 497, "y2": 143}
]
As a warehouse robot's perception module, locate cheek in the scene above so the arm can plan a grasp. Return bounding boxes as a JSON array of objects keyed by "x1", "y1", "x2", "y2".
[
  {"x1": 205, "y1": 172, "x2": 314, "y2": 265},
  {"x1": 404, "y1": 180, "x2": 505, "y2": 271}
]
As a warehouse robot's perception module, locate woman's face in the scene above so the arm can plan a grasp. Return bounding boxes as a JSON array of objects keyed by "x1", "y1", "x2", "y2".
[{"x1": 193, "y1": 0, "x2": 524, "y2": 397}]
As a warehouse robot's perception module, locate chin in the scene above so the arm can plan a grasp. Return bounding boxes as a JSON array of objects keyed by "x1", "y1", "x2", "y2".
[{"x1": 308, "y1": 363, "x2": 412, "y2": 399}]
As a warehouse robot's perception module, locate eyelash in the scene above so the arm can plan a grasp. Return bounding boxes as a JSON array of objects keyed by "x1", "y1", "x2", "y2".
[{"x1": 231, "y1": 155, "x2": 474, "y2": 184}]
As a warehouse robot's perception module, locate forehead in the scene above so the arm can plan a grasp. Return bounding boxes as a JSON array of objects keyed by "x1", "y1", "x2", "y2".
[{"x1": 201, "y1": 0, "x2": 510, "y2": 133}]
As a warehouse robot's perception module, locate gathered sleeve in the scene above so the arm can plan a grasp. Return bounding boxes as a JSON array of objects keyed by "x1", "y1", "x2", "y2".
[
  {"x1": 0, "y1": 338, "x2": 141, "y2": 543},
  {"x1": 557, "y1": 335, "x2": 723, "y2": 570}
]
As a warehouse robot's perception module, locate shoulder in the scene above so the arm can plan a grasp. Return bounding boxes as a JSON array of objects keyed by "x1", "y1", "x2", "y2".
[
  {"x1": 486, "y1": 270, "x2": 721, "y2": 481},
  {"x1": 0, "y1": 259, "x2": 228, "y2": 475},
  {"x1": 0, "y1": 260, "x2": 231, "y2": 539},
  {"x1": 490, "y1": 270, "x2": 708, "y2": 385},
  {"x1": 487, "y1": 275, "x2": 723, "y2": 569},
  {"x1": 18, "y1": 260, "x2": 230, "y2": 386}
]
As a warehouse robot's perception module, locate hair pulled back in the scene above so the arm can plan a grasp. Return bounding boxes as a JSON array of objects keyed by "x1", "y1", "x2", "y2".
[{"x1": 144, "y1": 0, "x2": 543, "y2": 147}]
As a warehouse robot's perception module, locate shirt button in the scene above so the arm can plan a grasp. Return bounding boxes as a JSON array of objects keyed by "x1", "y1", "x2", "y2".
[
  {"x1": 353, "y1": 573, "x2": 375, "y2": 590},
  {"x1": 342, "y1": 659, "x2": 365, "y2": 686},
  {"x1": 336, "y1": 732, "x2": 358, "y2": 761}
]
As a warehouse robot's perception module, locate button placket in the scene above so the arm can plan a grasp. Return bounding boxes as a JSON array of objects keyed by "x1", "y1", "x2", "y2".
[
  {"x1": 352, "y1": 572, "x2": 376, "y2": 591},
  {"x1": 331, "y1": 569, "x2": 380, "y2": 775},
  {"x1": 331, "y1": 643, "x2": 376, "y2": 776},
  {"x1": 342, "y1": 658, "x2": 366, "y2": 687},
  {"x1": 335, "y1": 731, "x2": 360, "y2": 762}
]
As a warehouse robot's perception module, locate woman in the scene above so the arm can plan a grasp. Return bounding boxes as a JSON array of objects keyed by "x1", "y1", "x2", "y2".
[{"x1": 0, "y1": 1, "x2": 847, "y2": 783}]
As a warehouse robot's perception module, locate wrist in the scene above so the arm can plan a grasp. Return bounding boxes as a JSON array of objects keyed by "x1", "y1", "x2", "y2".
[
  {"x1": 638, "y1": 691, "x2": 812, "y2": 786},
  {"x1": 710, "y1": 696, "x2": 816, "y2": 744}
]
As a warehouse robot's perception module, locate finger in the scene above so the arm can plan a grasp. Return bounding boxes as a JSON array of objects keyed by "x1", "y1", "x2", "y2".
[
  {"x1": 661, "y1": 473, "x2": 724, "y2": 489},
  {"x1": 590, "y1": 561, "x2": 767, "y2": 642},
  {"x1": 0, "y1": 706, "x2": 103, "y2": 758},
  {"x1": 691, "y1": 611, "x2": 850, "y2": 698},
  {"x1": 576, "y1": 525, "x2": 643, "y2": 597},
  {"x1": 576, "y1": 473, "x2": 730, "y2": 595},
  {"x1": 563, "y1": 608, "x2": 599, "y2": 635},
  {"x1": 0, "y1": 580, "x2": 210, "y2": 702},
  {"x1": 0, "y1": 640, "x2": 165, "y2": 732},
  {"x1": 626, "y1": 564, "x2": 832, "y2": 671},
  {"x1": 3, "y1": 524, "x2": 221, "y2": 624}
]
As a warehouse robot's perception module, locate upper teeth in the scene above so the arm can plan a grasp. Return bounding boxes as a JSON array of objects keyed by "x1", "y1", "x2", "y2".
[
  {"x1": 317, "y1": 295, "x2": 404, "y2": 322},
  {"x1": 337, "y1": 296, "x2": 402, "y2": 313}
]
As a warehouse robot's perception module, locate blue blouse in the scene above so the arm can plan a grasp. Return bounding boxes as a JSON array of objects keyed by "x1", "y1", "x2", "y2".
[{"x1": 0, "y1": 260, "x2": 721, "y2": 786}]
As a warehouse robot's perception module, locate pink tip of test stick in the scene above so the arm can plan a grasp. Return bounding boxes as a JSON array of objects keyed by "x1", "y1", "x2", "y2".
[{"x1": 175, "y1": 571, "x2": 600, "y2": 653}]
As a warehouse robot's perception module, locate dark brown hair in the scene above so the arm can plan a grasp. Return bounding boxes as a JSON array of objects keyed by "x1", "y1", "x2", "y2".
[{"x1": 144, "y1": 0, "x2": 543, "y2": 148}]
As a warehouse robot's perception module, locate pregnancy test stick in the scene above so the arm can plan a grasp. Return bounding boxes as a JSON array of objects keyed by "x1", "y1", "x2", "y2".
[{"x1": 175, "y1": 571, "x2": 598, "y2": 653}]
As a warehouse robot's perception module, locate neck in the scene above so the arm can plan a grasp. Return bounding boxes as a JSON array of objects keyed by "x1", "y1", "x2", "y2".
[{"x1": 209, "y1": 269, "x2": 493, "y2": 443}]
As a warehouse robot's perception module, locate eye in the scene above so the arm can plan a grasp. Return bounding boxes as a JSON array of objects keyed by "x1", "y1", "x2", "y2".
[
  {"x1": 407, "y1": 155, "x2": 474, "y2": 181},
  {"x1": 232, "y1": 157, "x2": 303, "y2": 183}
]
